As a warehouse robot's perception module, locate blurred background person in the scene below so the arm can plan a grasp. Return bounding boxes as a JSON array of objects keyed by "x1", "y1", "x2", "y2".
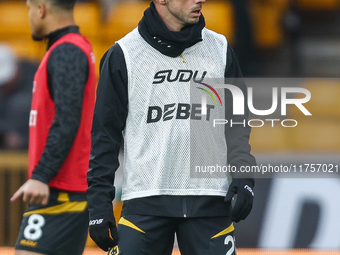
[{"x1": 0, "y1": 43, "x2": 38, "y2": 150}]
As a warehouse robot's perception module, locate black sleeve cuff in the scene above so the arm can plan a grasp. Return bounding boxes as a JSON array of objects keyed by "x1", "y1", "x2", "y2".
[{"x1": 30, "y1": 163, "x2": 56, "y2": 184}]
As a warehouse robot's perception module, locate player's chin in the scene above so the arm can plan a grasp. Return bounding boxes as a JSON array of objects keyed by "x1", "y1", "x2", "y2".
[
  {"x1": 186, "y1": 17, "x2": 200, "y2": 26},
  {"x1": 31, "y1": 33, "x2": 44, "y2": 42}
]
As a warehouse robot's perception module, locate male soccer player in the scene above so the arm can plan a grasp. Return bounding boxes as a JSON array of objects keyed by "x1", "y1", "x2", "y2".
[
  {"x1": 11, "y1": 0, "x2": 96, "y2": 254},
  {"x1": 87, "y1": 0, "x2": 256, "y2": 254}
]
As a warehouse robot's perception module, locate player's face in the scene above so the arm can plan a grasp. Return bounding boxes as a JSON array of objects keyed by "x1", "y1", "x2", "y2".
[
  {"x1": 26, "y1": 0, "x2": 45, "y2": 41},
  {"x1": 164, "y1": 0, "x2": 206, "y2": 31}
]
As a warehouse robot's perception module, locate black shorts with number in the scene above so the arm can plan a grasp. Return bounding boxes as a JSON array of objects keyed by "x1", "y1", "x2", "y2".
[
  {"x1": 15, "y1": 189, "x2": 89, "y2": 255},
  {"x1": 112, "y1": 214, "x2": 236, "y2": 255}
]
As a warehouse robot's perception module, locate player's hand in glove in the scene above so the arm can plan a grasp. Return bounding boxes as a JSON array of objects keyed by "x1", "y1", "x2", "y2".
[
  {"x1": 225, "y1": 178, "x2": 255, "y2": 222},
  {"x1": 89, "y1": 215, "x2": 118, "y2": 251}
]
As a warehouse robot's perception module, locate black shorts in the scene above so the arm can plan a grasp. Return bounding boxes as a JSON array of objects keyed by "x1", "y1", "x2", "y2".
[
  {"x1": 15, "y1": 189, "x2": 89, "y2": 255},
  {"x1": 112, "y1": 214, "x2": 236, "y2": 255}
]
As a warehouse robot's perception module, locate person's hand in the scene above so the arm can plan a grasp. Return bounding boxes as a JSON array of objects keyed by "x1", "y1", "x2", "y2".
[
  {"x1": 10, "y1": 179, "x2": 50, "y2": 205},
  {"x1": 89, "y1": 214, "x2": 118, "y2": 251},
  {"x1": 224, "y1": 178, "x2": 254, "y2": 222}
]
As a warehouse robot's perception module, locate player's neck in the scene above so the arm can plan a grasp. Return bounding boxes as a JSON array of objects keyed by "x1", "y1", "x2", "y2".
[{"x1": 44, "y1": 14, "x2": 76, "y2": 36}]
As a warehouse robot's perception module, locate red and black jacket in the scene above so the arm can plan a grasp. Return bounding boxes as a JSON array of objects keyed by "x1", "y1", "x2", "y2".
[{"x1": 29, "y1": 26, "x2": 96, "y2": 192}]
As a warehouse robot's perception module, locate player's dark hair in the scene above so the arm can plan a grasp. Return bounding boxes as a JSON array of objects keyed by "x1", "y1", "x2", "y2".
[{"x1": 50, "y1": 0, "x2": 76, "y2": 11}]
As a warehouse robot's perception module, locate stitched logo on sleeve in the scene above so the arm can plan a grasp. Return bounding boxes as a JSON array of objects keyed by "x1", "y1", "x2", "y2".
[
  {"x1": 89, "y1": 219, "x2": 103, "y2": 225},
  {"x1": 244, "y1": 185, "x2": 254, "y2": 196}
]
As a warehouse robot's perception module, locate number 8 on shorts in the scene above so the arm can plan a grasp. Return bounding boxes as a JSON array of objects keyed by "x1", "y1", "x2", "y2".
[{"x1": 23, "y1": 214, "x2": 45, "y2": 241}]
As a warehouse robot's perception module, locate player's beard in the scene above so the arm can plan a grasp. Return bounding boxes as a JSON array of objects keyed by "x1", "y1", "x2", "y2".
[
  {"x1": 31, "y1": 34, "x2": 44, "y2": 41},
  {"x1": 168, "y1": 6, "x2": 201, "y2": 28}
]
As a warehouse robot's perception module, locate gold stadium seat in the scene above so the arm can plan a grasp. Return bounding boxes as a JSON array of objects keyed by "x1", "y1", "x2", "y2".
[
  {"x1": 0, "y1": 151, "x2": 28, "y2": 246},
  {"x1": 291, "y1": 119, "x2": 340, "y2": 151},
  {"x1": 0, "y1": 2, "x2": 47, "y2": 61},
  {"x1": 297, "y1": 0, "x2": 340, "y2": 11},
  {"x1": 249, "y1": 124, "x2": 292, "y2": 152},
  {"x1": 0, "y1": 2, "x2": 101, "y2": 40},
  {"x1": 0, "y1": 2, "x2": 31, "y2": 39},
  {"x1": 259, "y1": 0, "x2": 290, "y2": 12},
  {"x1": 201, "y1": 1, "x2": 235, "y2": 44},
  {"x1": 100, "y1": 1, "x2": 235, "y2": 44},
  {"x1": 249, "y1": 1, "x2": 285, "y2": 49},
  {"x1": 100, "y1": 1, "x2": 149, "y2": 43},
  {"x1": 5, "y1": 37, "x2": 45, "y2": 61},
  {"x1": 288, "y1": 79, "x2": 340, "y2": 119},
  {"x1": 287, "y1": 79, "x2": 340, "y2": 151},
  {"x1": 74, "y1": 3, "x2": 101, "y2": 40},
  {"x1": 91, "y1": 40, "x2": 115, "y2": 76}
]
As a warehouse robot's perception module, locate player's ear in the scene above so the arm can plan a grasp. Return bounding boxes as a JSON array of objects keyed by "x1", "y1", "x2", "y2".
[{"x1": 37, "y1": 2, "x2": 47, "y2": 18}]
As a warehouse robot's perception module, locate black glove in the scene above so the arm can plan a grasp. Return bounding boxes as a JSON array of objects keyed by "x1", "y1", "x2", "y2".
[
  {"x1": 89, "y1": 214, "x2": 118, "y2": 251},
  {"x1": 225, "y1": 178, "x2": 254, "y2": 222}
]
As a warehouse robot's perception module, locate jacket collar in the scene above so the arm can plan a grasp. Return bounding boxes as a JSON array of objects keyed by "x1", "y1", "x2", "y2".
[{"x1": 138, "y1": 2, "x2": 205, "y2": 57}]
